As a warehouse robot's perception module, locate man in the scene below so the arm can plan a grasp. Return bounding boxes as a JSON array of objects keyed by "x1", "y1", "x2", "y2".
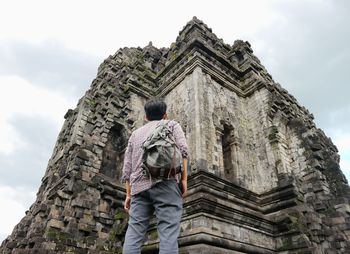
[{"x1": 121, "y1": 99, "x2": 188, "y2": 254}]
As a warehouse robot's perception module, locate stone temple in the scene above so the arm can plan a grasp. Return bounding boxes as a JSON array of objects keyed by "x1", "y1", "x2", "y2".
[{"x1": 1, "y1": 17, "x2": 350, "y2": 254}]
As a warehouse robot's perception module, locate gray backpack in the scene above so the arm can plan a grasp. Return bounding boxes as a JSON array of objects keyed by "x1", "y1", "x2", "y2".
[{"x1": 141, "y1": 120, "x2": 182, "y2": 178}]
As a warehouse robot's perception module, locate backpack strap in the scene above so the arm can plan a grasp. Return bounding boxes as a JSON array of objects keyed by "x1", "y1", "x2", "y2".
[{"x1": 167, "y1": 144, "x2": 177, "y2": 178}]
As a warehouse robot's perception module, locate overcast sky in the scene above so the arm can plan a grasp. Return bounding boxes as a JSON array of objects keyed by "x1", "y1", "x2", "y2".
[{"x1": 0, "y1": 0, "x2": 349, "y2": 242}]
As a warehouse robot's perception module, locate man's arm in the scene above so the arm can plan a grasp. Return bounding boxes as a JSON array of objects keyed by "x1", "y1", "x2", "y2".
[
  {"x1": 124, "y1": 181, "x2": 131, "y2": 211},
  {"x1": 171, "y1": 121, "x2": 189, "y2": 197},
  {"x1": 181, "y1": 158, "x2": 188, "y2": 197},
  {"x1": 121, "y1": 134, "x2": 133, "y2": 212}
]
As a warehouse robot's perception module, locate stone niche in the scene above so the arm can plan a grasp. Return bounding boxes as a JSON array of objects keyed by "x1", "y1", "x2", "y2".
[{"x1": 100, "y1": 122, "x2": 128, "y2": 181}]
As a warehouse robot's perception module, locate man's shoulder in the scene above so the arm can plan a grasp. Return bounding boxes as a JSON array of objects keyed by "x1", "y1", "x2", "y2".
[
  {"x1": 162, "y1": 120, "x2": 181, "y2": 130},
  {"x1": 167, "y1": 120, "x2": 181, "y2": 129},
  {"x1": 131, "y1": 121, "x2": 159, "y2": 136},
  {"x1": 131, "y1": 120, "x2": 180, "y2": 135},
  {"x1": 168, "y1": 119, "x2": 179, "y2": 125}
]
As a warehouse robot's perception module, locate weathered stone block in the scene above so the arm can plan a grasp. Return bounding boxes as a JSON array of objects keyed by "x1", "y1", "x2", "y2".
[{"x1": 47, "y1": 219, "x2": 64, "y2": 229}]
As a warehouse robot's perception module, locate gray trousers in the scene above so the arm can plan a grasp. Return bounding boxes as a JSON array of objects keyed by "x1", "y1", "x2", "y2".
[{"x1": 123, "y1": 179, "x2": 183, "y2": 254}]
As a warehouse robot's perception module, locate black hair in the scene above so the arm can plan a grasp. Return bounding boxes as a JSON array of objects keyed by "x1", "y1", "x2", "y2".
[{"x1": 144, "y1": 99, "x2": 167, "y2": 121}]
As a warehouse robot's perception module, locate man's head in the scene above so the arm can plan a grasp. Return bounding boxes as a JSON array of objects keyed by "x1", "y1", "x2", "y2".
[{"x1": 144, "y1": 99, "x2": 167, "y2": 121}]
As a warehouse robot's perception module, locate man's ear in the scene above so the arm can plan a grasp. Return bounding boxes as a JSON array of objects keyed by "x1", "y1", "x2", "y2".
[
  {"x1": 162, "y1": 113, "x2": 168, "y2": 119},
  {"x1": 145, "y1": 115, "x2": 149, "y2": 121}
]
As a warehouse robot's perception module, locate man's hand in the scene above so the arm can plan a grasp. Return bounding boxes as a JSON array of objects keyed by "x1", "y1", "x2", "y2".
[
  {"x1": 124, "y1": 196, "x2": 131, "y2": 212},
  {"x1": 180, "y1": 179, "x2": 187, "y2": 198},
  {"x1": 124, "y1": 181, "x2": 131, "y2": 212}
]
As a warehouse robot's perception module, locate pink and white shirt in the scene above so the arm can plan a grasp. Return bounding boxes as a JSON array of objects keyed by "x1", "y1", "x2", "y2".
[{"x1": 121, "y1": 119, "x2": 189, "y2": 196}]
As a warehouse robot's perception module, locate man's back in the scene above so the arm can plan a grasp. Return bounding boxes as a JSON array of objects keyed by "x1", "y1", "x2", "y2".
[{"x1": 122, "y1": 119, "x2": 188, "y2": 196}]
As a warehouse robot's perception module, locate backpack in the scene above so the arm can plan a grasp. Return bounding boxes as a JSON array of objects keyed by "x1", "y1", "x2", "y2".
[{"x1": 141, "y1": 120, "x2": 182, "y2": 179}]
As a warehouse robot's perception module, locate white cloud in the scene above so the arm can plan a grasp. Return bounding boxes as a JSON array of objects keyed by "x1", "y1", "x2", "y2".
[
  {"x1": 0, "y1": 75, "x2": 74, "y2": 154},
  {"x1": 335, "y1": 136, "x2": 350, "y2": 153},
  {"x1": 328, "y1": 130, "x2": 350, "y2": 153},
  {"x1": 0, "y1": 185, "x2": 36, "y2": 241},
  {"x1": 0, "y1": 120, "x2": 23, "y2": 155},
  {"x1": 0, "y1": 0, "x2": 282, "y2": 56}
]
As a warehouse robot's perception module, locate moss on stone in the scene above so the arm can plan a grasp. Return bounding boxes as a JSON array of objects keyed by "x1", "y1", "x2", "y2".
[
  {"x1": 287, "y1": 212, "x2": 307, "y2": 232},
  {"x1": 122, "y1": 84, "x2": 130, "y2": 93},
  {"x1": 114, "y1": 210, "x2": 128, "y2": 221},
  {"x1": 267, "y1": 126, "x2": 279, "y2": 141},
  {"x1": 277, "y1": 236, "x2": 294, "y2": 251},
  {"x1": 45, "y1": 228, "x2": 71, "y2": 244},
  {"x1": 170, "y1": 52, "x2": 177, "y2": 62},
  {"x1": 109, "y1": 208, "x2": 129, "y2": 244},
  {"x1": 148, "y1": 229, "x2": 158, "y2": 241}
]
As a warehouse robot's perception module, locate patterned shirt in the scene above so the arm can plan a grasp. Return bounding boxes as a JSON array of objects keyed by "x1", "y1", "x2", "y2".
[{"x1": 121, "y1": 119, "x2": 189, "y2": 196}]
